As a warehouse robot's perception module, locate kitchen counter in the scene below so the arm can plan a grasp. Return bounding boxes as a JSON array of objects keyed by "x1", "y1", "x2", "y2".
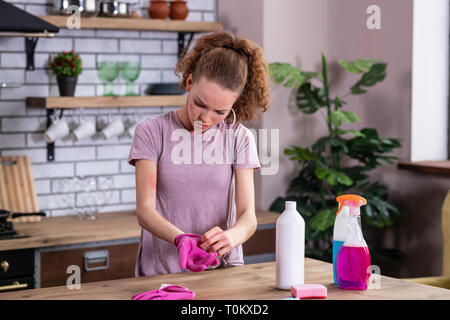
[
  {"x1": 1, "y1": 259, "x2": 449, "y2": 300},
  {"x1": 0, "y1": 210, "x2": 280, "y2": 251}
]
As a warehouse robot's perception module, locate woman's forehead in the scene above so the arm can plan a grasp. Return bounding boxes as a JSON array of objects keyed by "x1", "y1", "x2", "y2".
[{"x1": 193, "y1": 77, "x2": 238, "y2": 110}]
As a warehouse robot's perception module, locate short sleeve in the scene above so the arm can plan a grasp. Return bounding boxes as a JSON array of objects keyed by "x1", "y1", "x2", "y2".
[
  {"x1": 128, "y1": 119, "x2": 161, "y2": 166},
  {"x1": 234, "y1": 126, "x2": 261, "y2": 170}
]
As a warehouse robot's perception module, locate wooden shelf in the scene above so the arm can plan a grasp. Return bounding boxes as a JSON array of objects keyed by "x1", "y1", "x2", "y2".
[
  {"x1": 39, "y1": 15, "x2": 223, "y2": 32},
  {"x1": 26, "y1": 95, "x2": 186, "y2": 109},
  {"x1": 397, "y1": 160, "x2": 450, "y2": 175}
]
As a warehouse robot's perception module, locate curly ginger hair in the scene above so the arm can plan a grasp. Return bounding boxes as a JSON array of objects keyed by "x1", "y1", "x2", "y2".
[{"x1": 174, "y1": 31, "x2": 270, "y2": 124}]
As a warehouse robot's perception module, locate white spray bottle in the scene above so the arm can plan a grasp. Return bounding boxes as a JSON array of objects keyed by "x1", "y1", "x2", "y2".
[{"x1": 275, "y1": 201, "x2": 305, "y2": 290}]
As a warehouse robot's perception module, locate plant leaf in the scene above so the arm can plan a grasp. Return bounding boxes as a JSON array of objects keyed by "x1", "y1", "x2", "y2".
[
  {"x1": 345, "y1": 129, "x2": 365, "y2": 138},
  {"x1": 329, "y1": 110, "x2": 361, "y2": 127},
  {"x1": 326, "y1": 171, "x2": 337, "y2": 185},
  {"x1": 309, "y1": 208, "x2": 335, "y2": 232},
  {"x1": 296, "y1": 83, "x2": 325, "y2": 114},
  {"x1": 342, "y1": 111, "x2": 361, "y2": 123},
  {"x1": 336, "y1": 172, "x2": 353, "y2": 186},
  {"x1": 351, "y1": 86, "x2": 367, "y2": 95},
  {"x1": 333, "y1": 97, "x2": 343, "y2": 110},
  {"x1": 314, "y1": 167, "x2": 328, "y2": 180},
  {"x1": 268, "y1": 63, "x2": 319, "y2": 88},
  {"x1": 268, "y1": 63, "x2": 304, "y2": 88},
  {"x1": 350, "y1": 63, "x2": 387, "y2": 95},
  {"x1": 284, "y1": 146, "x2": 319, "y2": 162},
  {"x1": 339, "y1": 58, "x2": 379, "y2": 74},
  {"x1": 312, "y1": 136, "x2": 329, "y2": 154}
]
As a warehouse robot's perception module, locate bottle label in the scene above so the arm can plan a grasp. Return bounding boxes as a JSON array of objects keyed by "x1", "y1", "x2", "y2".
[{"x1": 332, "y1": 240, "x2": 344, "y2": 284}]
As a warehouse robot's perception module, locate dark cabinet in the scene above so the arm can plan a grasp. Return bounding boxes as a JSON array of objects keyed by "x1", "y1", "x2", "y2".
[
  {"x1": 0, "y1": 249, "x2": 34, "y2": 293},
  {"x1": 243, "y1": 228, "x2": 275, "y2": 256}
]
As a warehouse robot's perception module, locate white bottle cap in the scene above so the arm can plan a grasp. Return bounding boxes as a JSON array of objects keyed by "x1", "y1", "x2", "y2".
[{"x1": 285, "y1": 201, "x2": 297, "y2": 211}]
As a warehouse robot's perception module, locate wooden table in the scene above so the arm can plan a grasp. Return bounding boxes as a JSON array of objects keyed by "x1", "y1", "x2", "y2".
[
  {"x1": 1, "y1": 259, "x2": 449, "y2": 300},
  {"x1": 1, "y1": 210, "x2": 280, "y2": 251}
]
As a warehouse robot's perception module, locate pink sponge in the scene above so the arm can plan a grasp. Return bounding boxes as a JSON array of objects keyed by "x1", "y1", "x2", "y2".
[{"x1": 291, "y1": 284, "x2": 327, "y2": 299}]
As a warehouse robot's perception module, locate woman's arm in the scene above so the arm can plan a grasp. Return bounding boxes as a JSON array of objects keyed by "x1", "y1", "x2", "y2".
[
  {"x1": 200, "y1": 168, "x2": 258, "y2": 255},
  {"x1": 135, "y1": 159, "x2": 184, "y2": 243},
  {"x1": 228, "y1": 167, "x2": 258, "y2": 245}
]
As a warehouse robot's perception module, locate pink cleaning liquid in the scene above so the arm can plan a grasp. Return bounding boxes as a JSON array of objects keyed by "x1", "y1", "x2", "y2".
[{"x1": 335, "y1": 246, "x2": 371, "y2": 290}]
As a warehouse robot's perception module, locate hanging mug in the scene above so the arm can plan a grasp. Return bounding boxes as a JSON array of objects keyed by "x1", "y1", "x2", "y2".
[
  {"x1": 71, "y1": 119, "x2": 96, "y2": 141},
  {"x1": 126, "y1": 115, "x2": 143, "y2": 138},
  {"x1": 101, "y1": 116, "x2": 125, "y2": 139},
  {"x1": 43, "y1": 114, "x2": 69, "y2": 143},
  {"x1": 71, "y1": 109, "x2": 96, "y2": 141}
]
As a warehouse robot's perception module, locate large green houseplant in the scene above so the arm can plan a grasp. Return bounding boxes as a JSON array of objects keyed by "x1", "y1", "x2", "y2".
[{"x1": 268, "y1": 55, "x2": 402, "y2": 262}]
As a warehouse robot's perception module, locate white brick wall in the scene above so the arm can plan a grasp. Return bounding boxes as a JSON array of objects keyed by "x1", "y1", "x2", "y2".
[
  {"x1": 76, "y1": 160, "x2": 119, "y2": 176},
  {"x1": 0, "y1": 102, "x2": 26, "y2": 116},
  {"x1": 1, "y1": 53, "x2": 50, "y2": 69},
  {"x1": 119, "y1": 39, "x2": 160, "y2": 54},
  {"x1": 36, "y1": 38, "x2": 73, "y2": 52},
  {"x1": 97, "y1": 145, "x2": 132, "y2": 160},
  {"x1": 34, "y1": 179, "x2": 51, "y2": 194},
  {"x1": 0, "y1": 133, "x2": 26, "y2": 148},
  {"x1": 75, "y1": 38, "x2": 118, "y2": 53},
  {"x1": 0, "y1": 0, "x2": 217, "y2": 217},
  {"x1": 32, "y1": 163, "x2": 74, "y2": 179}
]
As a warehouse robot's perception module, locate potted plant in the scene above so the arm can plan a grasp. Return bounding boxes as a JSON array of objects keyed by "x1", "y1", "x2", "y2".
[
  {"x1": 49, "y1": 50, "x2": 82, "y2": 96},
  {"x1": 268, "y1": 55, "x2": 403, "y2": 263}
]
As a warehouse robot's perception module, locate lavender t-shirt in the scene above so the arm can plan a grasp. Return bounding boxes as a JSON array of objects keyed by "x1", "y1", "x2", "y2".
[{"x1": 128, "y1": 110, "x2": 261, "y2": 277}]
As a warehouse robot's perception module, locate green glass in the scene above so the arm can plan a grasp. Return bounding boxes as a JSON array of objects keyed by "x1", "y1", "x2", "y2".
[
  {"x1": 98, "y1": 61, "x2": 120, "y2": 96},
  {"x1": 121, "y1": 62, "x2": 141, "y2": 96}
]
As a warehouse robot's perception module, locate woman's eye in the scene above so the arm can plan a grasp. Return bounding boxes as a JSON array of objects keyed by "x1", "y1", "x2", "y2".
[{"x1": 194, "y1": 101, "x2": 225, "y2": 115}]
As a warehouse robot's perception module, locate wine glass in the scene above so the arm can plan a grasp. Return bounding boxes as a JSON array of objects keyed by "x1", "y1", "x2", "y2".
[
  {"x1": 59, "y1": 176, "x2": 114, "y2": 221},
  {"x1": 121, "y1": 61, "x2": 141, "y2": 96},
  {"x1": 98, "y1": 61, "x2": 120, "y2": 96}
]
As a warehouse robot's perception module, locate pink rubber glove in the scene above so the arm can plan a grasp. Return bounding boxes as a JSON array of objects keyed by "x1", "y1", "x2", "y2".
[
  {"x1": 132, "y1": 285, "x2": 195, "y2": 300},
  {"x1": 173, "y1": 233, "x2": 220, "y2": 272}
]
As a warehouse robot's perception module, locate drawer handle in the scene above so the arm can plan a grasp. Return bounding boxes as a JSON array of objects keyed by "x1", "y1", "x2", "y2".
[
  {"x1": 1, "y1": 261, "x2": 9, "y2": 272},
  {"x1": 84, "y1": 250, "x2": 109, "y2": 272},
  {"x1": 0, "y1": 281, "x2": 28, "y2": 292}
]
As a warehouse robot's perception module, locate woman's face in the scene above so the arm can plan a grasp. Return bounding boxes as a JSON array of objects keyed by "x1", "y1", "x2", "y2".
[{"x1": 185, "y1": 74, "x2": 238, "y2": 131}]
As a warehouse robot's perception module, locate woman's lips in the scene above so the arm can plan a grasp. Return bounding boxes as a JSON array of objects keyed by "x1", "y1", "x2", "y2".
[{"x1": 193, "y1": 120, "x2": 210, "y2": 129}]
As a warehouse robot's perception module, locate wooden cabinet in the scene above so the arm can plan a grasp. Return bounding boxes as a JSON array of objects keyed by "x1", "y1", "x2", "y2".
[
  {"x1": 39, "y1": 241, "x2": 139, "y2": 288},
  {"x1": 243, "y1": 228, "x2": 275, "y2": 256}
]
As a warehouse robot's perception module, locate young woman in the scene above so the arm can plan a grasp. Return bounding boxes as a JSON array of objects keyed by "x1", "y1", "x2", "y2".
[{"x1": 128, "y1": 31, "x2": 270, "y2": 276}]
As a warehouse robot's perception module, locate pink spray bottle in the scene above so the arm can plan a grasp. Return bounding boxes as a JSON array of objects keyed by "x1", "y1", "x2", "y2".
[{"x1": 334, "y1": 194, "x2": 371, "y2": 290}]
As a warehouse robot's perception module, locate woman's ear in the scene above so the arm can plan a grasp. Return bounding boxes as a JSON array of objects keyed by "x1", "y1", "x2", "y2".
[{"x1": 186, "y1": 74, "x2": 193, "y2": 92}]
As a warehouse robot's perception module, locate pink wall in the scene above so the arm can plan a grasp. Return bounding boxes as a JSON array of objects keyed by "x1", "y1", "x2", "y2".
[{"x1": 219, "y1": 0, "x2": 449, "y2": 277}]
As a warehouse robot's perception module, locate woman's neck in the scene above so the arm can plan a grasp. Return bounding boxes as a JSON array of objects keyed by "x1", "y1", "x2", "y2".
[{"x1": 176, "y1": 107, "x2": 194, "y2": 133}]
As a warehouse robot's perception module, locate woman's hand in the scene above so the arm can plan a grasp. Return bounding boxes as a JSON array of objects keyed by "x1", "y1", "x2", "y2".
[{"x1": 199, "y1": 226, "x2": 237, "y2": 256}]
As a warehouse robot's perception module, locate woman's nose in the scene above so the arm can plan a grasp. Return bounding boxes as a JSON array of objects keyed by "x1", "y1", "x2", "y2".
[{"x1": 200, "y1": 111, "x2": 213, "y2": 123}]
